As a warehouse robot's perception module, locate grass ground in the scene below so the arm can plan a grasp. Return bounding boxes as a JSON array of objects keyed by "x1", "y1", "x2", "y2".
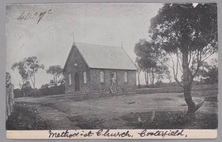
[
  {"x1": 6, "y1": 102, "x2": 48, "y2": 130},
  {"x1": 6, "y1": 84, "x2": 218, "y2": 130}
]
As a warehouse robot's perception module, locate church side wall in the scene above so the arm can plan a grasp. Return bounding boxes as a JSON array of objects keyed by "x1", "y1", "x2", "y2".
[{"x1": 89, "y1": 69, "x2": 136, "y2": 93}]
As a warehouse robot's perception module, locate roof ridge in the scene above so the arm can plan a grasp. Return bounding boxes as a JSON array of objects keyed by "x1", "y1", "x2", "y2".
[{"x1": 75, "y1": 42, "x2": 122, "y2": 48}]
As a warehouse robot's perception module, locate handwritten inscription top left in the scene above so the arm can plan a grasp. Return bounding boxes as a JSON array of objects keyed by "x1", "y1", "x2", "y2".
[{"x1": 17, "y1": 9, "x2": 52, "y2": 24}]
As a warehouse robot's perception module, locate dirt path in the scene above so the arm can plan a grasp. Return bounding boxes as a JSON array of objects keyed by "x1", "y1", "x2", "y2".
[
  {"x1": 15, "y1": 91, "x2": 217, "y2": 129},
  {"x1": 33, "y1": 103, "x2": 79, "y2": 129}
]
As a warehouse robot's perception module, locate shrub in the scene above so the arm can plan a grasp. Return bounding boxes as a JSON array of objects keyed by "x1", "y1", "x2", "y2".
[{"x1": 13, "y1": 84, "x2": 65, "y2": 98}]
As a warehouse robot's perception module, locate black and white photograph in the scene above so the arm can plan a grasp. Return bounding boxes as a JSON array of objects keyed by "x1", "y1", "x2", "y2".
[{"x1": 5, "y1": 3, "x2": 218, "y2": 139}]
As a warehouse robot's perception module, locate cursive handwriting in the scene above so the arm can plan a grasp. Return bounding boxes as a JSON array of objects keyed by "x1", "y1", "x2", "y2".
[
  {"x1": 49, "y1": 129, "x2": 133, "y2": 138},
  {"x1": 49, "y1": 130, "x2": 94, "y2": 138},
  {"x1": 17, "y1": 9, "x2": 52, "y2": 24},
  {"x1": 96, "y1": 129, "x2": 133, "y2": 138},
  {"x1": 48, "y1": 129, "x2": 187, "y2": 139},
  {"x1": 138, "y1": 129, "x2": 186, "y2": 138}
]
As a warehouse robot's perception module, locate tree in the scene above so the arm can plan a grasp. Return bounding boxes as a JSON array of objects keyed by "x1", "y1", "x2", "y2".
[
  {"x1": 134, "y1": 39, "x2": 169, "y2": 86},
  {"x1": 6, "y1": 72, "x2": 15, "y2": 119},
  {"x1": 165, "y1": 69, "x2": 172, "y2": 83},
  {"x1": 137, "y1": 67, "x2": 141, "y2": 88},
  {"x1": 149, "y1": 3, "x2": 217, "y2": 118},
  {"x1": 46, "y1": 65, "x2": 63, "y2": 86},
  {"x1": 12, "y1": 60, "x2": 29, "y2": 96},
  {"x1": 203, "y1": 65, "x2": 218, "y2": 84},
  {"x1": 58, "y1": 76, "x2": 65, "y2": 85},
  {"x1": 11, "y1": 56, "x2": 44, "y2": 89},
  {"x1": 6, "y1": 72, "x2": 13, "y2": 88},
  {"x1": 198, "y1": 59, "x2": 218, "y2": 84},
  {"x1": 21, "y1": 81, "x2": 33, "y2": 97},
  {"x1": 155, "y1": 65, "x2": 171, "y2": 82},
  {"x1": 11, "y1": 61, "x2": 29, "y2": 84},
  {"x1": 25, "y1": 56, "x2": 44, "y2": 88}
]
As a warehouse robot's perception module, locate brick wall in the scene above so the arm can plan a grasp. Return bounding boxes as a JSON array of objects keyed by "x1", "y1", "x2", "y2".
[
  {"x1": 89, "y1": 69, "x2": 136, "y2": 93},
  {"x1": 64, "y1": 45, "x2": 137, "y2": 94}
]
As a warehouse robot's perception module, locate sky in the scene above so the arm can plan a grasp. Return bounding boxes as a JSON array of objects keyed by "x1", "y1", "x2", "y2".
[
  {"x1": 6, "y1": 3, "x2": 164, "y2": 88},
  {"x1": 6, "y1": 3, "x2": 218, "y2": 89}
]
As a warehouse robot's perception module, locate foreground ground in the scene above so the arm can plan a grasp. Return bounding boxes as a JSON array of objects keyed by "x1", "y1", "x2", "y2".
[{"x1": 6, "y1": 84, "x2": 218, "y2": 130}]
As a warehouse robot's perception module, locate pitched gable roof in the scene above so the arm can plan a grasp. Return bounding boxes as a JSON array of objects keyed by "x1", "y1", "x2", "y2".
[{"x1": 64, "y1": 42, "x2": 137, "y2": 71}]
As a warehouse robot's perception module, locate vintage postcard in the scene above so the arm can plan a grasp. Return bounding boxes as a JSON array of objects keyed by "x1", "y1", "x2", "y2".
[{"x1": 5, "y1": 3, "x2": 218, "y2": 139}]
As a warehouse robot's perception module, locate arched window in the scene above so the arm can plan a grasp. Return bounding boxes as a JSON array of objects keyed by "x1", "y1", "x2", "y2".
[
  {"x1": 100, "y1": 71, "x2": 105, "y2": 83},
  {"x1": 113, "y1": 72, "x2": 117, "y2": 80},
  {"x1": 68, "y1": 74, "x2": 72, "y2": 85},
  {"x1": 124, "y1": 71, "x2": 128, "y2": 83},
  {"x1": 83, "y1": 72, "x2": 87, "y2": 84}
]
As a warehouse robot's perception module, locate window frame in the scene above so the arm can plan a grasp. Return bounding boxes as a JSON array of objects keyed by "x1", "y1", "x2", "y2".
[
  {"x1": 100, "y1": 71, "x2": 105, "y2": 83},
  {"x1": 124, "y1": 71, "x2": 128, "y2": 83},
  {"x1": 113, "y1": 72, "x2": 117, "y2": 80},
  {"x1": 83, "y1": 71, "x2": 87, "y2": 84},
  {"x1": 68, "y1": 73, "x2": 72, "y2": 85}
]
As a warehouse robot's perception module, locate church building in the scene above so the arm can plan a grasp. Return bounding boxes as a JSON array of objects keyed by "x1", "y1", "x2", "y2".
[{"x1": 63, "y1": 42, "x2": 137, "y2": 94}]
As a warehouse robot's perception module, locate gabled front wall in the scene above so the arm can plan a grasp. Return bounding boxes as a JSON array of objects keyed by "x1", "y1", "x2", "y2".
[
  {"x1": 89, "y1": 69, "x2": 136, "y2": 93},
  {"x1": 64, "y1": 45, "x2": 137, "y2": 94},
  {"x1": 64, "y1": 46, "x2": 90, "y2": 94}
]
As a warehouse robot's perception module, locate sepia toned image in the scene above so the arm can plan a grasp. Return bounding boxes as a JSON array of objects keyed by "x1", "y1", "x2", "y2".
[{"x1": 5, "y1": 3, "x2": 218, "y2": 139}]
